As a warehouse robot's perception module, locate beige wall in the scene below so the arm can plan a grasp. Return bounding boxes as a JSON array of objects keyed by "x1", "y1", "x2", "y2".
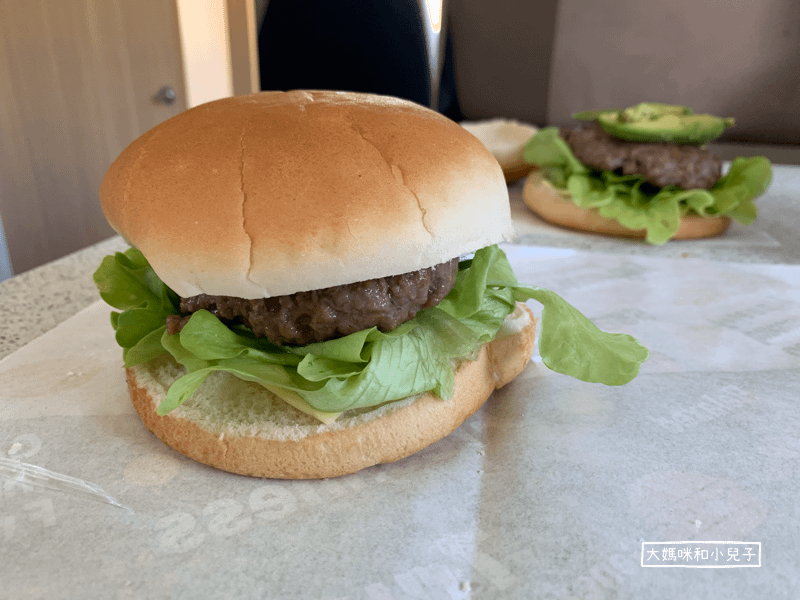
[
  {"x1": 176, "y1": 0, "x2": 234, "y2": 108},
  {"x1": 450, "y1": 0, "x2": 800, "y2": 145},
  {"x1": 0, "y1": 0, "x2": 260, "y2": 276}
]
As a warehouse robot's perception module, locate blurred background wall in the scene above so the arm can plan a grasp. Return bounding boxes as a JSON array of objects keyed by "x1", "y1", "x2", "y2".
[
  {"x1": 0, "y1": 0, "x2": 257, "y2": 278},
  {"x1": 449, "y1": 0, "x2": 800, "y2": 146}
]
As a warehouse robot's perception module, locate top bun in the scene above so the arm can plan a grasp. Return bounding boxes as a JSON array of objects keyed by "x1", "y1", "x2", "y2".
[
  {"x1": 460, "y1": 119, "x2": 538, "y2": 182},
  {"x1": 100, "y1": 91, "x2": 516, "y2": 299}
]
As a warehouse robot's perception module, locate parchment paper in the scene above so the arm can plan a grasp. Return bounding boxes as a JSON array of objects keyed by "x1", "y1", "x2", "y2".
[{"x1": 2, "y1": 245, "x2": 798, "y2": 600}]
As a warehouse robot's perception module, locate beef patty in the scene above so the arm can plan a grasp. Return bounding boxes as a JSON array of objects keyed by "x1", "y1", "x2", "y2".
[
  {"x1": 560, "y1": 123, "x2": 722, "y2": 190},
  {"x1": 166, "y1": 258, "x2": 460, "y2": 346}
]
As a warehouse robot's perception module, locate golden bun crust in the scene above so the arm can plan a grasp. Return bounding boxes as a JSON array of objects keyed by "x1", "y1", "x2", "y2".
[
  {"x1": 126, "y1": 304, "x2": 537, "y2": 479},
  {"x1": 101, "y1": 91, "x2": 515, "y2": 299},
  {"x1": 522, "y1": 170, "x2": 731, "y2": 240}
]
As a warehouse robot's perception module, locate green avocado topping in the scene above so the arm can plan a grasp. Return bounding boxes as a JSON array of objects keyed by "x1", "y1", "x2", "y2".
[{"x1": 574, "y1": 102, "x2": 735, "y2": 144}]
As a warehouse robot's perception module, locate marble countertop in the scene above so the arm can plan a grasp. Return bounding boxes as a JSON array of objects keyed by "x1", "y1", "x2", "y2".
[
  {"x1": 1, "y1": 164, "x2": 798, "y2": 361},
  {"x1": 0, "y1": 236, "x2": 128, "y2": 360}
]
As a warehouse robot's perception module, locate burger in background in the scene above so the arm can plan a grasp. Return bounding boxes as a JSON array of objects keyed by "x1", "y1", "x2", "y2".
[
  {"x1": 461, "y1": 119, "x2": 539, "y2": 183},
  {"x1": 521, "y1": 102, "x2": 773, "y2": 244}
]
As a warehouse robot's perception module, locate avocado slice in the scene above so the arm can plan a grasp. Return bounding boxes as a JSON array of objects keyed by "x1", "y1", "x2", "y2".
[{"x1": 573, "y1": 102, "x2": 735, "y2": 144}]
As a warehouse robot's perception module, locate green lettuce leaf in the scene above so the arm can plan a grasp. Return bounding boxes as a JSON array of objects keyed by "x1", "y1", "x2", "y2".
[
  {"x1": 95, "y1": 245, "x2": 648, "y2": 419},
  {"x1": 523, "y1": 127, "x2": 773, "y2": 244},
  {"x1": 93, "y1": 248, "x2": 179, "y2": 365},
  {"x1": 515, "y1": 288, "x2": 648, "y2": 385}
]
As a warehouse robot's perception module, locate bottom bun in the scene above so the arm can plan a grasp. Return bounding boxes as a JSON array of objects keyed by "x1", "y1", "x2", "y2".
[
  {"x1": 127, "y1": 303, "x2": 537, "y2": 479},
  {"x1": 522, "y1": 170, "x2": 731, "y2": 240}
]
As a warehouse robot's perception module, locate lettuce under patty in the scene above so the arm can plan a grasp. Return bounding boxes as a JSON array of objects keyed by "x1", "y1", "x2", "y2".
[
  {"x1": 523, "y1": 127, "x2": 773, "y2": 245},
  {"x1": 94, "y1": 245, "x2": 648, "y2": 421}
]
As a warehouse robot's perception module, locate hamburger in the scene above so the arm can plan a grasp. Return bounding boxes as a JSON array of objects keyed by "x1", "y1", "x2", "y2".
[
  {"x1": 460, "y1": 119, "x2": 539, "y2": 183},
  {"x1": 93, "y1": 91, "x2": 647, "y2": 479},
  {"x1": 521, "y1": 102, "x2": 773, "y2": 244}
]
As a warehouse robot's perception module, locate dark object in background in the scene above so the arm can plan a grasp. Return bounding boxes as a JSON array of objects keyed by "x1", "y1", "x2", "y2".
[
  {"x1": 437, "y1": 27, "x2": 462, "y2": 120},
  {"x1": 258, "y1": 0, "x2": 460, "y2": 117}
]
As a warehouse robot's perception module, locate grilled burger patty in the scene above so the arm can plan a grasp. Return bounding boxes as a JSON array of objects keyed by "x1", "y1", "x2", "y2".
[
  {"x1": 166, "y1": 258, "x2": 460, "y2": 346},
  {"x1": 560, "y1": 123, "x2": 722, "y2": 190}
]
